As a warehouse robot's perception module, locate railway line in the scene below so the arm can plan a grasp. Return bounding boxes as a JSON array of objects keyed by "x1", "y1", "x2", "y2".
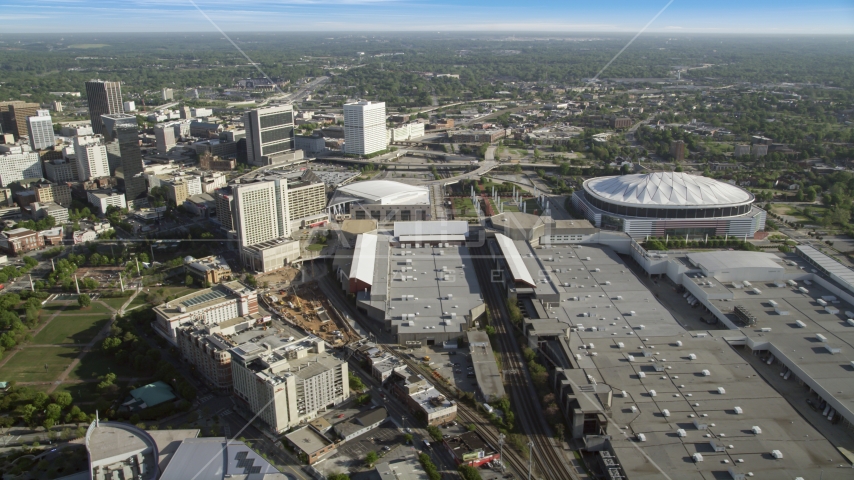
[
  {"x1": 317, "y1": 276, "x2": 528, "y2": 478},
  {"x1": 470, "y1": 245, "x2": 582, "y2": 480}
]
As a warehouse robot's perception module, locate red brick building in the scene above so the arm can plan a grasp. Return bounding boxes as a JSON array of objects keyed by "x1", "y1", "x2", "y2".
[{"x1": 0, "y1": 228, "x2": 44, "y2": 254}]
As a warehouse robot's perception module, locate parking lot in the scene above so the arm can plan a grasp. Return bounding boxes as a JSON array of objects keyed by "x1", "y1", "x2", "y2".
[
  {"x1": 406, "y1": 345, "x2": 481, "y2": 399},
  {"x1": 319, "y1": 419, "x2": 408, "y2": 475}
]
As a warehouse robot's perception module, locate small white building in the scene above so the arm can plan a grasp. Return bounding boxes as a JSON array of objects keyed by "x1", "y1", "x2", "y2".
[{"x1": 86, "y1": 189, "x2": 127, "y2": 215}]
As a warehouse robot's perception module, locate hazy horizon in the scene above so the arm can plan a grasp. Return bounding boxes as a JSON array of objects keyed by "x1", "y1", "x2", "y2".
[{"x1": 1, "y1": 0, "x2": 852, "y2": 35}]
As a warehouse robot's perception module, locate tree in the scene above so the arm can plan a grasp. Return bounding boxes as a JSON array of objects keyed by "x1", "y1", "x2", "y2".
[
  {"x1": 458, "y1": 465, "x2": 483, "y2": 480},
  {"x1": 365, "y1": 451, "x2": 378, "y2": 467},
  {"x1": 327, "y1": 474, "x2": 351, "y2": 480},
  {"x1": 78, "y1": 294, "x2": 91, "y2": 308},
  {"x1": 404, "y1": 433, "x2": 413, "y2": 444},
  {"x1": 427, "y1": 425, "x2": 443, "y2": 442},
  {"x1": 185, "y1": 275, "x2": 194, "y2": 287}
]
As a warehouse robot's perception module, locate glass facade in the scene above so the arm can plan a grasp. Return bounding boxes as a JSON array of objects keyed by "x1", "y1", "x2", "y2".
[{"x1": 581, "y1": 190, "x2": 752, "y2": 219}]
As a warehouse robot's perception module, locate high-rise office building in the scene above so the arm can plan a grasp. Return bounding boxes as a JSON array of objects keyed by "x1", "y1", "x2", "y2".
[
  {"x1": 244, "y1": 105, "x2": 295, "y2": 166},
  {"x1": 154, "y1": 124, "x2": 177, "y2": 153},
  {"x1": 73, "y1": 135, "x2": 110, "y2": 180},
  {"x1": 232, "y1": 180, "x2": 290, "y2": 248},
  {"x1": 85, "y1": 80, "x2": 124, "y2": 136},
  {"x1": 27, "y1": 110, "x2": 55, "y2": 151},
  {"x1": 3, "y1": 102, "x2": 40, "y2": 140},
  {"x1": 116, "y1": 125, "x2": 146, "y2": 209},
  {"x1": 214, "y1": 187, "x2": 234, "y2": 231},
  {"x1": 100, "y1": 113, "x2": 137, "y2": 141},
  {"x1": 344, "y1": 101, "x2": 387, "y2": 156},
  {"x1": 162, "y1": 88, "x2": 174, "y2": 101}
]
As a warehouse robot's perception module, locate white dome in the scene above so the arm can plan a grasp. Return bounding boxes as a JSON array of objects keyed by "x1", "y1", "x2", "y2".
[
  {"x1": 333, "y1": 180, "x2": 430, "y2": 205},
  {"x1": 584, "y1": 172, "x2": 752, "y2": 208}
]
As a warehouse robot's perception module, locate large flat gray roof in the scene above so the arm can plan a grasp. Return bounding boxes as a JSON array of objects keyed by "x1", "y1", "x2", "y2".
[
  {"x1": 504, "y1": 243, "x2": 848, "y2": 479},
  {"x1": 367, "y1": 242, "x2": 484, "y2": 334},
  {"x1": 467, "y1": 331, "x2": 506, "y2": 401}
]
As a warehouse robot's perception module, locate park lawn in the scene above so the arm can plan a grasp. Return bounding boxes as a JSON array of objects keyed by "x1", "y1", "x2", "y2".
[
  {"x1": 306, "y1": 243, "x2": 325, "y2": 252},
  {"x1": 32, "y1": 314, "x2": 111, "y2": 345},
  {"x1": 100, "y1": 297, "x2": 132, "y2": 310},
  {"x1": 498, "y1": 198, "x2": 540, "y2": 213},
  {"x1": 453, "y1": 198, "x2": 478, "y2": 217},
  {"x1": 69, "y1": 350, "x2": 137, "y2": 382},
  {"x1": 42, "y1": 303, "x2": 70, "y2": 313},
  {"x1": 0, "y1": 346, "x2": 82, "y2": 382},
  {"x1": 64, "y1": 302, "x2": 114, "y2": 315}
]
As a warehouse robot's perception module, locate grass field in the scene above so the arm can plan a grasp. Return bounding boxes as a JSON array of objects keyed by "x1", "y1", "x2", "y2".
[
  {"x1": 100, "y1": 297, "x2": 132, "y2": 310},
  {"x1": 498, "y1": 198, "x2": 540, "y2": 213},
  {"x1": 32, "y1": 314, "x2": 111, "y2": 345},
  {"x1": 63, "y1": 302, "x2": 114, "y2": 315},
  {"x1": 453, "y1": 198, "x2": 478, "y2": 217},
  {"x1": 69, "y1": 350, "x2": 136, "y2": 382},
  {"x1": 0, "y1": 347, "x2": 81, "y2": 382},
  {"x1": 306, "y1": 243, "x2": 325, "y2": 252}
]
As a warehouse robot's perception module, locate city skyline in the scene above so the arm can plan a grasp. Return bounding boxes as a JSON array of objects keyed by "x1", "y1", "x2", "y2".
[{"x1": 1, "y1": 0, "x2": 853, "y2": 34}]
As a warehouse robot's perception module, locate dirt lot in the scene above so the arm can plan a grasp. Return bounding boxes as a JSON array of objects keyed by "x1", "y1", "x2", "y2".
[
  {"x1": 257, "y1": 266, "x2": 300, "y2": 285},
  {"x1": 264, "y1": 281, "x2": 360, "y2": 347}
]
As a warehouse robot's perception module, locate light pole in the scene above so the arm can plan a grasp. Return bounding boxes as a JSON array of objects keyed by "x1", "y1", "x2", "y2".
[
  {"x1": 527, "y1": 440, "x2": 534, "y2": 480},
  {"x1": 498, "y1": 433, "x2": 506, "y2": 472}
]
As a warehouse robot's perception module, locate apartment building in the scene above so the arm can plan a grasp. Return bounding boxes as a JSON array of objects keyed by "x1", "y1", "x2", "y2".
[
  {"x1": 230, "y1": 335, "x2": 349, "y2": 433},
  {"x1": 33, "y1": 181, "x2": 72, "y2": 207},
  {"x1": 44, "y1": 158, "x2": 79, "y2": 183},
  {"x1": 0, "y1": 151, "x2": 42, "y2": 187},
  {"x1": 153, "y1": 280, "x2": 258, "y2": 345},
  {"x1": 74, "y1": 135, "x2": 110, "y2": 180},
  {"x1": 175, "y1": 314, "x2": 265, "y2": 391}
]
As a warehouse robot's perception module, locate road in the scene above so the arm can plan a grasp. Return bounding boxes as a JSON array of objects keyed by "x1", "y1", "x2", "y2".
[{"x1": 234, "y1": 76, "x2": 329, "y2": 107}]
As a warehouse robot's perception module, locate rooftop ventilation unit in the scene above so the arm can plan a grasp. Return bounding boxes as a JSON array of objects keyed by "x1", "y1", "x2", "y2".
[
  {"x1": 795, "y1": 320, "x2": 807, "y2": 328},
  {"x1": 636, "y1": 433, "x2": 646, "y2": 442},
  {"x1": 751, "y1": 426, "x2": 762, "y2": 434},
  {"x1": 676, "y1": 428, "x2": 686, "y2": 437},
  {"x1": 688, "y1": 353, "x2": 697, "y2": 360},
  {"x1": 816, "y1": 333, "x2": 828, "y2": 342},
  {"x1": 648, "y1": 389, "x2": 656, "y2": 396},
  {"x1": 701, "y1": 369, "x2": 711, "y2": 376},
  {"x1": 717, "y1": 387, "x2": 726, "y2": 394},
  {"x1": 662, "y1": 409, "x2": 670, "y2": 417},
  {"x1": 771, "y1": 450, "x2": 783, "y2": 459},
  {"x1": 638, "y1": 372, "x2": 646, "y2": 378},
  {"x1": 734, "y1": 406, "x2": 743, "y2": 415},
  {"x1": 692, "y1": 453, "x2": 703, "y2": 463}
]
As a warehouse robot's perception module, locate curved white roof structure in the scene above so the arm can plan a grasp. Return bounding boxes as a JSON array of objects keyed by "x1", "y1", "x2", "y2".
[
  {"x1": 331, "y1": 180, "x2": 430, "y2": 206},
  {"x1": 585, "y1": 172, "x2": 752, "y2": 208}
]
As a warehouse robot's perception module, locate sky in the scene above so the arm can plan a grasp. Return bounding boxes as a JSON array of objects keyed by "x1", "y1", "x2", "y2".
[{"x1": 0, "y1": 0, "x2": 852, "y2": 34}]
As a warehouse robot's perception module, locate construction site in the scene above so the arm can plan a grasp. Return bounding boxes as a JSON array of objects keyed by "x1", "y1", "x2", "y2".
[{"x1": 260, "y1": 281, "x2": 360, "y2": 348}]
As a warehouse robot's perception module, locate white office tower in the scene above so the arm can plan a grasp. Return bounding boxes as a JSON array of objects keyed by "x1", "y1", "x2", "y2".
[
  {"x1": 154, "y1": 124, "x2": 177, "y2": 153},
  {"x1": 122, "y1": 101, "x2": 136, "y2": 112},
  {"x1": 0, "y1": 151, "x2": 42, "y2": 187},
  {"x1": 244, "y1": 105, "x2": 295, "y2": 166},
  {"x1": 27, "y1": 110, "x2": 55, "y2": 150},
  {"x1": 73, "y1": 135, "x2": 110, "y2": 180},
  {"x1": 344, "y1": 101, "x2": 387, "y2": 156},
  {"x1": 232, "y1": 180, "x2": 291, "y2": 248}
]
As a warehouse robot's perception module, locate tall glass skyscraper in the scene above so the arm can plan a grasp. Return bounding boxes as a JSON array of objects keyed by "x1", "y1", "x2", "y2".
[{"x1": 85, "y1": 80, "x2": 124, "y2": 136}]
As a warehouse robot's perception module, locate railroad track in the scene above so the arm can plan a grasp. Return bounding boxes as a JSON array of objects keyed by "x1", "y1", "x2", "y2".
[
  {"x1": 470, "y1": 245, "x2": 581, "y2": 480},
  {"x1": 318, "y1": 276, "x2": 527, "y2": 478}
]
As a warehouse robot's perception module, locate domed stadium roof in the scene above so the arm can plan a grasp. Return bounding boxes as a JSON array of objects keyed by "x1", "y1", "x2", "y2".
[
  {"x1": 330, "y1": 180, "x2": 430, "y2": 206},
  {"x1": 584, "y1": 172, "x2": 753, "y2": 208}
]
